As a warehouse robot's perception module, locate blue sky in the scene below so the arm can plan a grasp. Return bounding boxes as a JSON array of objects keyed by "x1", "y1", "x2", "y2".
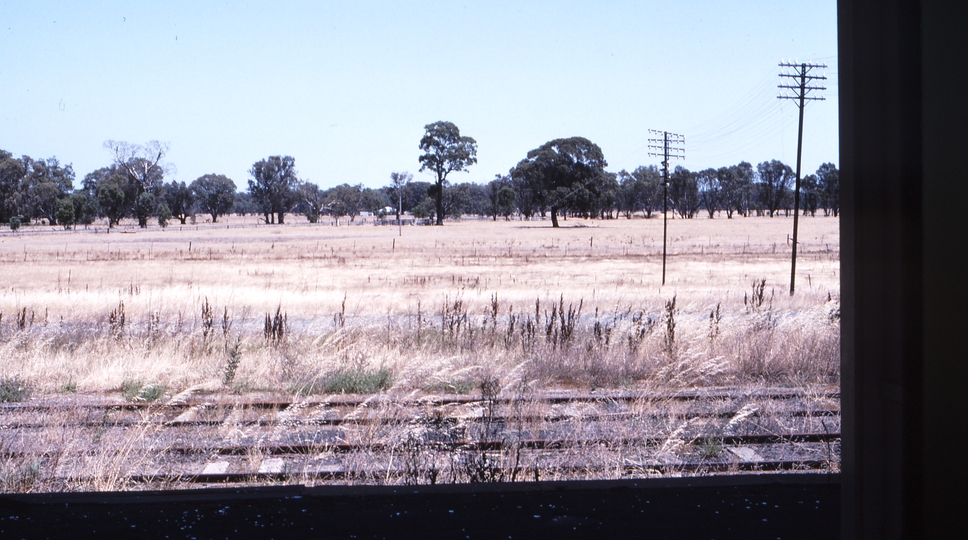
[{"x1": 1, "y1": 1, "x2": 838, "y2": 189}]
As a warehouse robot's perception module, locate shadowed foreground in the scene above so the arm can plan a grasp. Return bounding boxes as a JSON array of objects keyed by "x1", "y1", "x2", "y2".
[{"x1": 0, "y1": 474, "x2": 838, "y2": 539}]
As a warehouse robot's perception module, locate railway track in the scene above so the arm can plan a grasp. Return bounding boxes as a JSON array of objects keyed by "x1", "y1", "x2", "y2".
[{"x1": 0, "y1": 387, "x2": 840, "y2": 489}]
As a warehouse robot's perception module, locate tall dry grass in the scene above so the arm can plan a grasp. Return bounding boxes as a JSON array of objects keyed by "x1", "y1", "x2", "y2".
[{"x1": 0, "y1": 219, "x2": 839, "y2": 401}]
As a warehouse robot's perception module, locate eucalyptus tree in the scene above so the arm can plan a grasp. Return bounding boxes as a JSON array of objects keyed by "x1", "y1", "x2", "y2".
[
  {"x1": 696, "y1": 168, "x2": 721, "y2": 218},
  {"x1": 418, "y1": 121, "x2": 477, "y2": 225},
  {"x1": 248, "y1": 156, "x2": 298, "y2": 224},
  {"x1": 756, "y1": 160, "x2": 795, "y2": 217},
  {"x1": 816, "y1": 162, "x2": 839, "y2": 216},
  {"x1": 509, "y1": 137, "x2": 607, "y2": 228},
  {"x1": 163, "y1": 181, "x2": 195, "y2": 224},
  {"x1": 103, "y1": 140, "x2": 169, "y2": 194},
  {"x1": 192, "y1": 174, "x2": 236, "y2": 223}
]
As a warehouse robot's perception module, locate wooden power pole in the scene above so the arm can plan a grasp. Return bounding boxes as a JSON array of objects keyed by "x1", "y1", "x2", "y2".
[
  {"x1": 648, "y1": 130, "x2": 685, "y2": 286},
  {"x1": 778, "y1": 61, "x2": 826, "y2": 295}
]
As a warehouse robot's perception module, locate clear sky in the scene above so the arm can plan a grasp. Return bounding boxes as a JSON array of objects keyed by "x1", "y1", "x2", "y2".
[{"x1": 1, "y1": 1, "x2": 838, "y2": 190}]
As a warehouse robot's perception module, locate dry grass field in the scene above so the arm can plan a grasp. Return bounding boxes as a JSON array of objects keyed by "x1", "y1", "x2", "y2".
[
  {"x1": 1, "y1": 214, "x2": 839, "y2": 395},
  {"x1": 0, "y1": 214, "x2": 840, "y2": 490}
]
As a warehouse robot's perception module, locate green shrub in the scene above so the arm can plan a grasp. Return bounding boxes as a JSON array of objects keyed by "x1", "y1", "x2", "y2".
[
  {"x1": 292, "y1": 368, "x2": 392, "y2": 395},
  {"x1": 121, "y1": 380, "x2": 165, "y2": 402},
  {"x1": 8, "y1": 216, "x2": 21, "y2": 231},
  {"x1": 0, "y1": 378, "x2": 30, "y2": 402}
]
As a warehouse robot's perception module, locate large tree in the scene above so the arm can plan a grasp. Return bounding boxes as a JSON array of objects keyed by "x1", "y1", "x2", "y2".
[
  {"x1": 248, "y1": 156, "x2": 298, "y2": 224},
  {"x1": 509, "y1": 137, "x2": 607, "y2": 228},
  {"x1": 191, "y1": 174, "x2": 236, "y2": 223},
  {"x1": 418, "y1": 121, "x2": 477, "y2": 225}
]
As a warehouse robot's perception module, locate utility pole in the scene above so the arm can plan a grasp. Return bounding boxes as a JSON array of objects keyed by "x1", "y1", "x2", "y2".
[
  {"x1": 648, "y1": 129, "x2": 685, "y2": 286},
  {"x1": 778, "y1": 61, "x2": 826, "y2": 295}
]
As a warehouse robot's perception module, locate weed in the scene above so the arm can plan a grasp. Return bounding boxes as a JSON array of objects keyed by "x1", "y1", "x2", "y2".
[
  {"x1": 121, "y1": 380, "x2": 165, "y2": 402},
  {"x1": 293, "y1": 368, "x2": 393, "y2": 395},
  {"x1": 708, "y1": 303, "x2": 723, "y2": 339},
  {"x1": 664, "y1": 295, "x2": 677, "y2": 355},
  {"x1": 463, "y1": 375, "x2": 506, "y2": 483},
  {"x1": 60, "y1": 378, "x2": 77, "y2": 393},
  {"x1": 223, "y1": 336, "x2": 243, "y2": 386},
  {"x1": 221, "y1": 306, "x2": 232, "y2": 336},
  {"x1": 201, "y1": 297, "x2": 213, "y2": 339},
  {"x1": 0, "y1": 377, "x2": 30, "y2": 402},
  {"x1": 108, "y1": 300, "x2": 125, "y2": 339},
  {"x1": 16, "y1": 307, "x2": 27, "y2": 331},
  {"x1": 264, "y1": 305, "x2": 287, "y2": 344},
  {"x1": 334, "y1": 294, "x2": 346, "y2": 329},
  {"x1": 1, "y1": 460, "x2": 41, "y2": 492},
  {"x1": 700, "y1": 437, "x2": 723, "y2": 458}
]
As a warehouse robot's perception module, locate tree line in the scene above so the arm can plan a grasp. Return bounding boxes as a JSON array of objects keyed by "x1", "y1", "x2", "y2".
[{"x1": 0, "y1": 125, "x2": 838, "y2": 230}]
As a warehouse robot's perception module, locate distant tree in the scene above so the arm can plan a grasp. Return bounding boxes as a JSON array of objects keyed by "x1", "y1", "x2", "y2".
[
  {"x1": 0, "y1": 150, "x2": 27, "y2": 223},
  {"x1": 326, "y1": 184, "x2": 363, "y2": 225},
  {"x1": 443, "y1": 183, "x2": 471, "y2": 219},
  {"x1": 487, "y1": 175, "x2": 516, "y2": 221},
  {"x1": 156, "y1": 203, "x2": 172, "y2": 228},
  {"x1": 719, "y1": 162, "x2": 755, "y2": 218},
  {"x1": 24, "y1": 157, "x2": 74, "y2": 224},
  {"x1": 135, "y1": 192, "x2": 155, "y2": 228},
  {"x1": 510, "y1": 172, "x2": 539, "y2": 220},
  {"x1": 389, "y1": 171, "x2": 413, "y2": 223},
  {"x1": 628, "y1": 165, "x2": 662, "y2": 218},
  {"x1": 458, "y1": 182, "x2": 489, "y2": 217},
  {"x1": 756, "y1": 160, "x2": 795, "y2": 217},
  {"x1": 248, "y1": 156, "x2": 298, "y2": 224},
  {"x1": 97, "y1": 183, "x2": 127, "y2": 227},
  {"x1": 801, "y1": 174, "x2": 820, "y2": 216},
  {"x1": 411, "y1": 197, "x2": 436, "y2": 221},
  {"x1": 85, "y1": 166, "x2": 139, "y2": 222},
  {"x1": 696, "y1": 168, "x2": 721, "y2": 218},
  {"x1": 360, "y1": 187, "x2": 388, "y2": 215},
  {"x1": 192, "y1": 174, "x2": 236, "y2": 223},
  {"x1": 103, "y1": 140, "x2": 169, "y2": 194},
  {"x1": 669, "y1": 166, "x2": 700, "y2": 219},
  {"x1": 297, "y1": 182, "x2": 325, "y2": 223},
  {"x1": 816, "y1": 162, "x2": 839, "y2": 216},
  {"x1": 616, "y1": 170, "x2": 639, "y2": 219},
  {"x1": 596, "y1": 171, "x2": 619, "y2": 219},
  {"x1": 233, "y1": 192, "x2": 258, "y2": 216},
  {"x1": 55, "y1": 198, "x2": 75, "y2": 230},
  {"x1": 509, "y1": 137, "x2": 607, "y2": 228},
  {"x1": 163, "y1": 181, "x2": 195, "y2": 224},
  {"x1": 402, "y1": 181, "x2": 432, "y2": 215},
  {"x1": 418, "y1": 121, "x2": 478, "y2": 225},
  {"x1": 70, "y1": 192, "x2": 98, "y2": 226}
]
